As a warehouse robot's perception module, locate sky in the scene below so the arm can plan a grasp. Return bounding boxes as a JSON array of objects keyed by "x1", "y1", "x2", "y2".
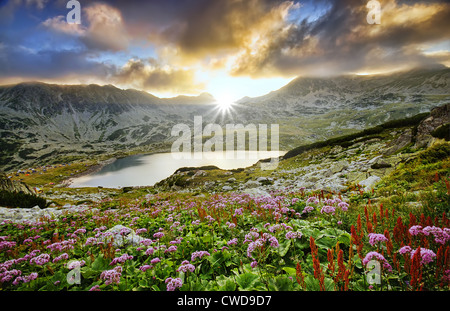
[{"x1": 0, "y1": 0, "x2": 449, "y2": 102}]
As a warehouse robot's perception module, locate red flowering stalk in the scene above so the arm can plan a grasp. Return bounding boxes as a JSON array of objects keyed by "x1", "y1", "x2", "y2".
[
  {"x1": 409, "y1": 212, "x2": 417, "y2": 227},
  {"x1": 364, "y1": 206, "x2": 369, "y2": 224},
  {"x1": 327, "y1": 249, "x2": 335, "y2": 277},
  {"x1": 379, "y1": 204, "x2": 384, "y2": 222},
  {"x1": 295, "y1": 262, "x2": 305, "y2": 289},
  {"x1": 410, "y1": 246, "x2": 423, "y2": 291},
  {"x1": 384, "y1": 229, "x2": 393, "y2": 257},
  {"x1": 443, "y1": 212, "x2": 450, "y2": 227},
  {"x1": 357, "y1": 214, "x2": 363, "y2": 237},
  {"x1": 434, "y1": 172, "x2": 439, "y2": 182},
  {"x1": 310, "y1": 236, "x2": 326, "y2": 291},
  {"x1": 393, "y1": 252, "x2": 400, "y2": 273},
  {"x1": 366, "y1": 221, "x2": 373, "y2": 234},
  {"x1": 435, "y1": 245, "x2": 446, "y2": 283},
  {"x1": 419, "y1": 213, "x2": 426, "y2": 227},
  {"x1": 393, "y1": 216, "x2": 405, "y2": 244},
  {"x1": 372, "y1": 212, "x2": 378, "y2": 230},
  {"x1": 343, "y1": 269, "x2": 350, "y2": 291},
  {"x1": 337, "y1": 249, "x2": 346, "y2": 285}
]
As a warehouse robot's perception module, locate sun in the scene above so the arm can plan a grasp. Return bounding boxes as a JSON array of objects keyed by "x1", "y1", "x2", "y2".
[{"x1": 215, "y1": 94, "x2": 236, "y2": 113}]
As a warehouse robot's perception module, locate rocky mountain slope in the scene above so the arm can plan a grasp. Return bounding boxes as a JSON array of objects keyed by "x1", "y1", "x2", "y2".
[
  {"x1": 153, "y1": 104, "x2": 449, "y2": 197},
  {"x1": 1, "y1": 67, "x2": 449, "y2": 172}
]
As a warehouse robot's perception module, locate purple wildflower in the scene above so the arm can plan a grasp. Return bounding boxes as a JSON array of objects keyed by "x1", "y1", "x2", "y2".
[
  {"x1": 67, "y1": 260, "x2": 85, "y2": 270},
  {"x1": 100, "y1": 266, "x2": 122, "y2": 285},
  {"x1": 227, "y1": 238, "x2": 238, "y2": 246},
  {"x1": 408, "y1": 225, "x2": 422, "y2": 236},
  {"x1": 191, "y1": 251, "x2": 210, "y2": 262},
  {"x1": 410, "y1": 248, "x2": 436, "y2": 265},
  {"x1": 398, "y1": 246, "x2": 412, "y2": 254},
  {"x1": 368, "y1": 233, "x2": 388, "y2": 246},
  {"x1": 52, "y1": 253, "x2": 69, "y2": 263},
  {"x1": 165, "y1": 277, "x2": 183, "y2": 291},
  {"x1": 110, "y1": 253, "x2": 133, "y2": 265},
  {"x1": 177, "y1": 260, "x2": 195, "y2": 273},
  {"x1": 362, "y1": 251, "x2": 393, "y2": 273},
  {"x1": 139, "y1": 265, "x2": 152, "y2": 272},
  {"x1": 30, "y1": 254, "x2": 50, "y2": 266}
]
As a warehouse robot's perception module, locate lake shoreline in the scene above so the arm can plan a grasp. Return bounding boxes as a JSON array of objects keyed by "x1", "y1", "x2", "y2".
[
  {"x1": 60, "y1": 157, "x2": 117, "y2": 188},
  {"x1": 64, "y1": 150, "x2": 286, "y2": 189}
]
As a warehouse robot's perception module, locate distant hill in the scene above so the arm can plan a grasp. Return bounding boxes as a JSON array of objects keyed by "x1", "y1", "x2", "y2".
[{"x1": 1, "y1": 67, "x2": 449, "y2": 171}]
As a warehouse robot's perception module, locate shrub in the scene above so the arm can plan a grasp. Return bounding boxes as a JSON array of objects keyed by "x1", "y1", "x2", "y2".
[{"x1": 0, "y1": 190, "x2": 48, "y2": 209}]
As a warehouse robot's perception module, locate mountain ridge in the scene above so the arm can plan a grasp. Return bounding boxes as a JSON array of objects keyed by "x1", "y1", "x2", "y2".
[{"x1": 1, "y1": 67, "x2": 449, "y2": 172}]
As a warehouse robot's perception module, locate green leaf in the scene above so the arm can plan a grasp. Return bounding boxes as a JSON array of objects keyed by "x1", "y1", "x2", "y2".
[
  {"x1": 304, "y1": 275, "x2": 321, "y2": 291},
  {"x1": 268, "y1": 276, "x2": 294, "y2": 291},
  {"x1": 278, "y1": 239, "x2": 291, "y2": 257},
  {"x1": 337, "y1": 232, "x2": 351, "y2": 246},
  {"x1": 217, "y1": 276, "x2": 237, "y2": 291},
  {"x1": 235, "y1": 272, "x2": 260, "y2": 291},
  {"x1": 315, "y1": 236, "x2": 336, "y2": 249},
  {"x1": 282, "y1": 266, "x2": 296, "y2": 277},
  {"x1": 207, "y1": 252, "x2": 225, "y2": 268},
  {"x1": 91, "y1": 254, "x2": 108, "y2": 271}
]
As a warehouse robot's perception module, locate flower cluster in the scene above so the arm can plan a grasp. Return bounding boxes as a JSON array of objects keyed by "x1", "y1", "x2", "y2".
[
  {"x1": 408, "y1": 225, "x2": 450, "y2": 244},
  {"x1": 46, "y1": 240, "x2": 76, "y2": 253},
  {"x1": 67, "y1": 260, "x2": 86, "y2": 270},
  {"x1": 368, "y1": 233, "x2": 388, "y2": 246},
  {"x1": 110, "y1": 253, "x2": 133, "y2": 265},
  {"x1": 362, "y1": 251, "x2": 393, "y2": 273},
  {"x1": 403, "y1": 247, "x2": 437, "y2": 265},
  {"x1": 177, "y1": 260, "x2": 195, "y2": 273},
  {"x1": 165, "y1": 277, "x2": 183, "y2": 291},
  {"x1": 245, "y1": 231, "x2": 279, "y2": 259},
  {"x1": 100, "y1": 266, "x2": 122, "y2": 285},
  {"x1": 227, "y1": 238, "x2": 238, "y2": 246},
  {"x1": 52, "y1": 253, "x2": 69, "y2": 263},
  {"x1": 29, "y1": 254, "x2": 50, "y2": 266},
  {"x1": 191, "y1": 251, "x2": 210, "y2": 262},
  {"x1": 12, "y1": 272, "x2": 38, "y2": 285},
  {"x1": 285, "y1": 231, "x2": 302, "y2": 240}
]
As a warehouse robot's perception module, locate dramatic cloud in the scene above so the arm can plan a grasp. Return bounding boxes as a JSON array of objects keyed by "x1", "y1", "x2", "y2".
[
  {"x1": 41, "y1": 3, "x2": 129, "y2": 52},
  {"x1": 112, "y1": 58, "x2": 205, "y2": 95},
  {"x1": 229, "y1": 0, "x2": 450, "y2": 77},
  {"x1": 0, "y1": 0, "x2": 449, "y2": 97},
  {"x1": 80, "y1": 3, "x2": 129, "y2": 52}
]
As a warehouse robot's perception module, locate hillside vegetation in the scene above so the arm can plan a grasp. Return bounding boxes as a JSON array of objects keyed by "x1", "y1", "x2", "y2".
[{"x1": 0, "y1": 104, "x2": 448, "y2": 292}]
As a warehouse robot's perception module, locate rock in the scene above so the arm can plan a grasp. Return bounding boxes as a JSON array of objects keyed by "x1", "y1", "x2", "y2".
[
  {"x1": 203, "y1": 181, "x2": 215, "y2": 190},
  {"x1": 0, "y1": 172, "x2": 36, "y2": 195},
  {"x1": 370, "y1": 157, "x2": 392, "y2": 169},
  {"x1": 330, "y1": 160, "x2": 349, "y2": 174},
  {"x1": 227, "y1": 178, "x2": 236, "y2": 183},
  {"x1": 383, "y1": 129, "x2": 412, "y2": 156},
  {"x1": 243, "y1": 180, "x2": 261, "y2": 189},
  {"x1": 222, "y1": 186, "x2": 233, "y2": 191},
  {"x1": 359, "y1": 175, "x2": 381, "y2": 192},
  {"x1": 241, "y1": 188, "x2": 271, "y2": 198},
  {"x1": 101, "y1": 225, "x2": 144, "y2": 248},
  {"x1": 415, "y1": 103, "x2": 450, "y2": 148}
]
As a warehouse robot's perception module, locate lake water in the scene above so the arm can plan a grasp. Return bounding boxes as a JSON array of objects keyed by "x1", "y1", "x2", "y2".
[{"x1": 68, "y1": 151, "x2": 285, "y2": 188}]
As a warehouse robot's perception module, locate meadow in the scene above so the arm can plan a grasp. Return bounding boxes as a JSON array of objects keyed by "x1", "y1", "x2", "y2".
[{"x1": 1, "y1": 180, "x2": 449, "y2": 292}]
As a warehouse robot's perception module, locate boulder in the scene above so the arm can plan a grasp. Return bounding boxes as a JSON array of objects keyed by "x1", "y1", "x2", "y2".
[
  {"x1": 101, "y1": 225, "x2": 144, "y2": 248},
  {"x1": 383, "y1": 129, "x2": 412, "y2": 156},
  {"x1": 414, "y1": 103, "x2": 450, "y2": 148},
  {"x1": 359, "y1": 175, "x2": 381, "y2": 192}
]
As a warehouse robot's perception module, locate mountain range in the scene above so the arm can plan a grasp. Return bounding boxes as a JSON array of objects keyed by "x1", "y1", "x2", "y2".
[{"x1": 0, "y1": 67, "x2": 449, "y2": 172}]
